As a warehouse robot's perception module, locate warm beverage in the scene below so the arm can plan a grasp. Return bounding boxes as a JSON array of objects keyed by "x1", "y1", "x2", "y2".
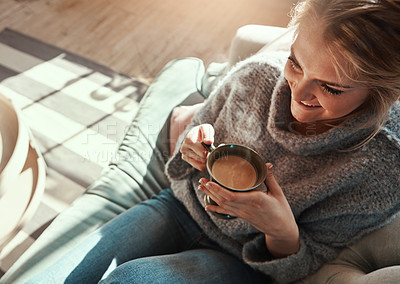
[
  {"x1": 203, "y1": 143, "x2": 266, "y2": 219},
  {"x1": 211, "y1": 155, "x2": 257, "y2": 190}
]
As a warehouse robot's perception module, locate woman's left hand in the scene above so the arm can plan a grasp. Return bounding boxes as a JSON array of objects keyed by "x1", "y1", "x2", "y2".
[{"x1": 198, "y1": 163, "x2": 300, "y2": 258}]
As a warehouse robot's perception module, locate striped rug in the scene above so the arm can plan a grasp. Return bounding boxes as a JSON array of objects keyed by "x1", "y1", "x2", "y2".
[{"x1": 0, "y1": 28, "x2": 148, "y2": 276}]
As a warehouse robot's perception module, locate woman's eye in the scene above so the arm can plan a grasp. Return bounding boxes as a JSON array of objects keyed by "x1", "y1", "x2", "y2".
[
  {"x1": 288, "y1": 57, "x2": 301, "y2": 71},
  {"x1": 322, "y1": 84, "x2": 344, "y2": 96}
]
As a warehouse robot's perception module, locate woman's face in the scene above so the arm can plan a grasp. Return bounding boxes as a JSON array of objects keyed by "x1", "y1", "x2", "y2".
[{"x1": 284, "y1": 24, "x2": 369, "y2": 123}]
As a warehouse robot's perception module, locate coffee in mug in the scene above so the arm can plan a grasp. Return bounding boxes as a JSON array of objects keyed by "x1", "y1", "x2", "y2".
[
  {"x1": 211, "y1": 155, "x2": 257, "y2": 190},
  {"x1": 201, "y1": 143, "x2": 266, "y2": 219}
]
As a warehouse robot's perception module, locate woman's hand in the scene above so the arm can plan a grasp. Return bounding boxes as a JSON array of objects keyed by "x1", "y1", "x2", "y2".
[
  {"x1": 180, "y1": 124, "x2": 215, "y2": 171},
  {"x1": 198, "y1": 163, "x2": 300, "y2": 258}
]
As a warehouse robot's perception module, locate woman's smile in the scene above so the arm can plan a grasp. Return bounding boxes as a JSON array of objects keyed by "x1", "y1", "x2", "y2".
[
  {"x1": 298, "y1": 101, "x2": 321, "y2": 108},
  {"x1": 284, "y1": 21, "x2": 369, "y2": 125}
]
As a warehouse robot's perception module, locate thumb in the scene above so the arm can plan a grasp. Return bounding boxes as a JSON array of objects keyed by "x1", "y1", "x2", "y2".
[
  {"x1": 198, "y1": 124, "x2": 215, "y2": 145},
  {"x1": 264, "y1": 163, "x2": 283, "y2": 195}
]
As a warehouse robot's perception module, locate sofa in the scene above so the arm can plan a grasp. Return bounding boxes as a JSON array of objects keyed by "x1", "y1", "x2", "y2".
[{"x1": 1, "y1": 25, "x2": 399, "y2": 284}]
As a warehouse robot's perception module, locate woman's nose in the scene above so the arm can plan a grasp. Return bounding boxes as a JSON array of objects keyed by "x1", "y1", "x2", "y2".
[{"x1": 290, "y1": 77, "x2": 315, "y2": 101}]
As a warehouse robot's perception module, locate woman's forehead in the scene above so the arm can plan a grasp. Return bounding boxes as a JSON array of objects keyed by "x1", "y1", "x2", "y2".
[{"x1": 292, "y1": 24, "x2": 355, "y2": 87}]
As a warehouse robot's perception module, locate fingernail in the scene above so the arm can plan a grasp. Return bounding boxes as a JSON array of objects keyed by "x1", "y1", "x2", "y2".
[{"x1": 268, "y1": 164, "x2": 273, "y2": 169}]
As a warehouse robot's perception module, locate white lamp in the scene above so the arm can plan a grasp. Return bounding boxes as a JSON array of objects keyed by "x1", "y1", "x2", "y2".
[{"x1": 0, "y1": 94, "x2": 46, "y2": 251}]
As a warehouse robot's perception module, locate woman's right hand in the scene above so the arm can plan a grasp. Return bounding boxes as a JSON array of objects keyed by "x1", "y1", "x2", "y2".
[{"x1": 180, "y1": 124, "x2": 215, "y2": 171}]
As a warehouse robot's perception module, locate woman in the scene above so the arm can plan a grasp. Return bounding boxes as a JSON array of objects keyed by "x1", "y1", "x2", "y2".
[{"x1": 28, "y1": 0, "x2": 400, "y2": 283}]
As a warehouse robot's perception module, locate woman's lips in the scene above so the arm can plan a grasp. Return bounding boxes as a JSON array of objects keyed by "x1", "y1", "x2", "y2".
[{"x1": 298, "y1": 101, "x2": 322, "y2": 108}]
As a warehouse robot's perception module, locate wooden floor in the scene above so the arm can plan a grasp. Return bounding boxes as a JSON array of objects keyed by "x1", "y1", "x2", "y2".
[{"x1": 0, "y1": 0, "x2": 294, "y2": 80}]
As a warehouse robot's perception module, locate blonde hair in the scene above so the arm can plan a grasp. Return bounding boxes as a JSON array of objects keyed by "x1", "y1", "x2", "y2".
[{"x1": 289, "y1": 0, "x2": 400, "y2": 148}]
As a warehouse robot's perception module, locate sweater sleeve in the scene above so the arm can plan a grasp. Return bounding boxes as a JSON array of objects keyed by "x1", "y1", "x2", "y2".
[
  {"x1": 242, "y1": 209, "x2": 400, "y2": 283},
  {"x1": 165, "y1": 66, "x2": 235, "y2": 180},
  {"x1": 242, "y1": 229, "x2": 340, "y2": 283}
]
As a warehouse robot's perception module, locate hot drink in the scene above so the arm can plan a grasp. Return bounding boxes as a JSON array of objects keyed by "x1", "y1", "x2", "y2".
[
  {"x1": 211, "y1": 155, "x2": 257, "y2": 190},
  {"x1": 202, "y1": 143, "x2": 266, "y2": 219}
]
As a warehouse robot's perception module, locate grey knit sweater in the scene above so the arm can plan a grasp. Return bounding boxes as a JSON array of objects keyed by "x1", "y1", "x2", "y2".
[{"x1": 165, "y1": 51, "x2": 400, "y2": 283}]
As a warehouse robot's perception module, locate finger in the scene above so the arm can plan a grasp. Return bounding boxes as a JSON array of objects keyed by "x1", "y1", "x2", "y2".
[
  {"x1": 198, "y1": 183, "x2": 227, "y2": 207},
  {"x1": 181, "y1": 146, "x2": 207, "y2": 169},
  {"x1": 181, "y1": 142, "x2": 208, "y2": 161},
  {"x1": 183, "y1": 155, "x2": 206, "y2": 171},
  {"x1": 181, "y1": 153, "x2": 205, "y2": 166},
  {"x1": 204, "y1": 182, "x2": 239, "y2": 208},
  {"x1": 198, "y1": 183, "x2": 222, "y2": 205},
  {"x1": 199, "y1": 178, "x2": 210, "y2": 185},
  {"x1": 200, "y1": 187, "x2": 237, "y2": 215},
  {"x1": 264, "y1": 163, "x2": 283, "y2": 196},
  {"x1": 198, "y1": 124, "x2": 215, "y2": 144},
  {"x1": 204, "y1": 205, "x2": 234, "y2": 217},
  {"x1": 181, "y1": 146, "x2": 205, "y2": 162}
]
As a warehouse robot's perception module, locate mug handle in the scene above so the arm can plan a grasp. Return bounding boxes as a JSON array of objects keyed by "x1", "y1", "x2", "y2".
[{"x1": 201, "y1": 142, "x2": 216, "y2": 152}]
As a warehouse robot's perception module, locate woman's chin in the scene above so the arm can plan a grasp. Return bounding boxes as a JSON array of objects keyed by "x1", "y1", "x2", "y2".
[
  {"x1": 291, "y1": 112, "x2": 315, "y2": 123},
  {"x1": 290, "y1": 102, "x2": 319, "y2": 123}
]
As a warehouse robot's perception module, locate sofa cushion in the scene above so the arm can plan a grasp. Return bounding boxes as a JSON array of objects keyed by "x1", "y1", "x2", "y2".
[
  {"x1": 298, "y1": 214, "x2": 400, "y2": 283},
  {"x1": 86, "y1": 57, "x2": 206, "y2": 208}
]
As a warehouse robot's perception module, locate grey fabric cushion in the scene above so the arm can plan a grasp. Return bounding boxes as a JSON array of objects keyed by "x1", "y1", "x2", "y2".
[
  {"x1": 0, "y1": 57, "x2": 206, "y2": 284},
  {"x1": 298, "y1": 214, "x2": 400, "y2": 284}
]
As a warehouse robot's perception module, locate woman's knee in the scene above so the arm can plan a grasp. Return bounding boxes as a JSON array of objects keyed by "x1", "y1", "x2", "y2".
[
  {"x1": 101, "y1": 250, "x2": 268, "y2": 284},
  {"x1": 100, "y1": 256, "x2": 183, "y2": 283}
]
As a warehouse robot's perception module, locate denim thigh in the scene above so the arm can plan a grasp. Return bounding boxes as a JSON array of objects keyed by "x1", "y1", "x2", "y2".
[
  {"x1": 28, "y1": 189, "x2": 270, "y2": 284},
  {"x1": 27, "y1": 189, "x2": 206, "y2": 283}
]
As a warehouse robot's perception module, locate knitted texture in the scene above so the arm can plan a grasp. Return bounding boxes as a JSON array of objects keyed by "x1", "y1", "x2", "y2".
[{"x1": 165, "y1": 51, "x2": 400, "y2": 283}]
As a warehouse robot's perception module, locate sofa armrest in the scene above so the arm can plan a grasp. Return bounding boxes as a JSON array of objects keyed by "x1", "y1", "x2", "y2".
[
  {"x1": 200, "y1": 25, "x2": 293, "y2": 98},
  {"x1": 299, "y1": 214, "x2": 400, "y2": 284},
  {"x1": 228, "y1": 24, "x2": 292, "y2": 67}
]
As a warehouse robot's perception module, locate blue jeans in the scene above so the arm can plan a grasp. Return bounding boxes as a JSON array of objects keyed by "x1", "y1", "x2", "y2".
[{"x1": 27, "y1": 189, "x2": 269, "y2": 284}]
